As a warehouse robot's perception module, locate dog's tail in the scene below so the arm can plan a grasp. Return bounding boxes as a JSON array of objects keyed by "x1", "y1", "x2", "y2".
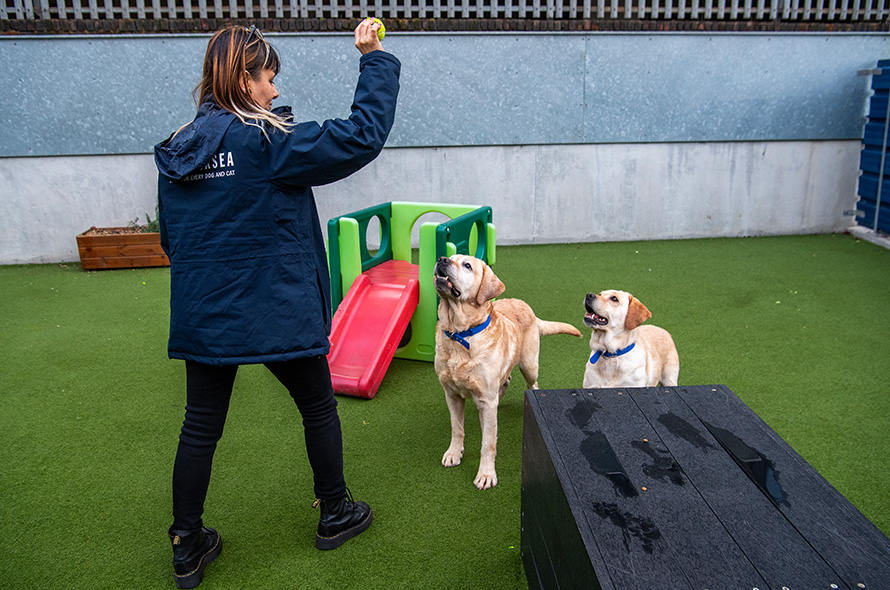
[{"x1": 537, "y1": 319, "x2": 582, "y2": 338}]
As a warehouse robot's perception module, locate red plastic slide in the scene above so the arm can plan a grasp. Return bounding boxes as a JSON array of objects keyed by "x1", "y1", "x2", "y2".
[{"x1": 326, "y1": 259, "x2": 420, "y2": 399}]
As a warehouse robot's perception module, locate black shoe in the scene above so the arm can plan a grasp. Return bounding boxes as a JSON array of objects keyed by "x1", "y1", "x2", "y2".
[
  {"x1": 314, "y1": 489, "x2": 373, "y2": 550},
  {"x1": 168, "y1": 525, "x2": 222, "y2": 589}
]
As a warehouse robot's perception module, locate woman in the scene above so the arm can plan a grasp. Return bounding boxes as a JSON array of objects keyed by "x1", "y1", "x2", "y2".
[{"x1": 154, "y1": 21, "x2": 399, "y2": 589}]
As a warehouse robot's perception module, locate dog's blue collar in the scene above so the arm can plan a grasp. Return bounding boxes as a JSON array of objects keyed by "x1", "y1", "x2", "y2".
[
  {"x1": 589, "y1": 343, "x2": 635, "y2": 364},
  {"x1": 443, "y1": 315, "x2": 491, "y2": 350}
]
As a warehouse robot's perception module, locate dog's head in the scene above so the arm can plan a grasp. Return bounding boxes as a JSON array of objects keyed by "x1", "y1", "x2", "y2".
[
  {"x1": 583, "y1": 290, "x2": 651, "y2": 332},
  {"x1": 434, "y1": 255, "x2": 505, "y2": 305}
]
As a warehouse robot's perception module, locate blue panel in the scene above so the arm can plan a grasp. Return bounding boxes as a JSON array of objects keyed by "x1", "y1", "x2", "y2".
[
  {"x1": 0, "y1": 32, "x2": 888, "y2": 158},
  {"x1": 872, "y1": 68, "x2": 890, "y2": 89},
  {"x1": 857, "y1": 171, "x2": 882, "y2": 199},
  {"x1": 859, "y1": 146, "x2": 890, "y2": 175},
  {"x1": 857, "y1": 62, "x2": 890, "y2": 232},
  {"x1": 863, "y1": 121, "x2": 890, "y2": 146},
  {"x1": 867, "y1": 90, "x2": 889, "y2": 118},
  {"x1": 856, "y1": 172, "x2": 890, "y2": 232},
  {"x1": 856, "y1": 198, "x2": 890, "y2": 232}
]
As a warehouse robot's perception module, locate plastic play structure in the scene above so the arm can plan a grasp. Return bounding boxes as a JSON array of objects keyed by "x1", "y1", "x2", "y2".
[{"x1": 326, "y1": 202, "x2": 496, "y2": 399}]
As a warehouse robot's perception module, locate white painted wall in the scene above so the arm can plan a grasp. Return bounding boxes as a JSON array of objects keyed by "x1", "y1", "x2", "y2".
[{"x1": 0, "y1": 140, "x2": 860, "y2": 265}]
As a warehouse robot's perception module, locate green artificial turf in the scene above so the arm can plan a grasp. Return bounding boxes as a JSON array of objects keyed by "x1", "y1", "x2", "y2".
[{"x1": 1, "y1": 233, "x2": 889, "y2": 589}]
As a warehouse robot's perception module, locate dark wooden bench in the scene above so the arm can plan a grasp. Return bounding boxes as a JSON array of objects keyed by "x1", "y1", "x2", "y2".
[{"x1": 521, "y1": 384, "x2": 890, "y2": 590}]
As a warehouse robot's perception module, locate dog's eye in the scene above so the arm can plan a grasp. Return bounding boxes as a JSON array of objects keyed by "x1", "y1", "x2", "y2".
[
  {"x1": 610, "y1": 296, "x2": 619, "y2": 302},
  {"x1": 463, "y1": 262, "x2": 472, "y2": 270}
]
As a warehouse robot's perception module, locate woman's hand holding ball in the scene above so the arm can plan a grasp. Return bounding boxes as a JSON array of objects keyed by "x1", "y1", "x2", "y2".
[{"x1": 355, "y1": 18, "x2": 385, "y2": 54}]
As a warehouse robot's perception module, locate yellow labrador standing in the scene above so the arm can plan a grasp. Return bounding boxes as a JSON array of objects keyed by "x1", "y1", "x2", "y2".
[
  {"x1": 582, "y1": 289, "x2": 679, "y2": 388},
  {"x1": 434, "y1": 255, "x2": 581, "y2": 490}
]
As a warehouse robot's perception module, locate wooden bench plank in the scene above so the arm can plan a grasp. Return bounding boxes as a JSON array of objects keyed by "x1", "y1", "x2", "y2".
[
  {"x1": 525, "y1": 389, "x2": 693, "y2": 589},
  {"x1": 572, "y1": 387, "x2": 770, "y2": 589},
  {"x1": 76, "y1": 232, "x2": 163, "y2": 246},
  {"x1": 79, "y1": 243, "x2": 167, "y2": 258},
  {"x1": 676, "y1": 384, "x2": 890, "y2": 589},
  {"x1": 79, "y1": 254, "x2": 169, "y2": 270},
  {"x1": 624, "y1": 386, "x2": 845, "y2": 588}
]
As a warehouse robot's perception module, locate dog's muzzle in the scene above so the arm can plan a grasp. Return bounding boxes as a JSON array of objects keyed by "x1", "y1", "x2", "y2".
[
  {"x1": 434, "y1": 257, "x2": 461, "y2": 298},
  {"x1": 584, "y1": 293, "x2": 608, "y2": 327}
]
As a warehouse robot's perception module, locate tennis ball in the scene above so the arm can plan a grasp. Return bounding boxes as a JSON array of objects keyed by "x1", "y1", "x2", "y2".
[{"x1": 366, "y1": 17, "x2": 385, "y2": 41}]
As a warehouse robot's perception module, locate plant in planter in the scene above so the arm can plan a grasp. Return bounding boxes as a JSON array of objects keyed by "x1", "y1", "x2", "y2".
[{"x1": 76, "y1": 205, "x2": 169, "y2": 270}]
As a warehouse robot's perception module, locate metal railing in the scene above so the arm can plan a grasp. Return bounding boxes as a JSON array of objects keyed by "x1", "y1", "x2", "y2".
[{"x1": 3, "y1": 0, "x2": 889, "y2": 21}]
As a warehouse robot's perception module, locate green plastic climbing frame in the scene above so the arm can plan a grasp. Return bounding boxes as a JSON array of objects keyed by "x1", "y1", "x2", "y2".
[{"x1": 327, "y1": 201, "x2": 496, "y2": 362}]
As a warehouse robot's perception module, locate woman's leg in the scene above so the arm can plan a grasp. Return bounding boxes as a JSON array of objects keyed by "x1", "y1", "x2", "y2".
[
  {"x1": 265, "y1": 355, "x2": 345, "y2": 500},
  {"x1": 172, "y1": 361, "x2": 237, "y2": 532}
]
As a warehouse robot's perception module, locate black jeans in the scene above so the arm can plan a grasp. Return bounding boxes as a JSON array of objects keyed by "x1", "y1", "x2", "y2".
[{"x1": 171, "y1": 355, "x2": 346, "y2": 532}]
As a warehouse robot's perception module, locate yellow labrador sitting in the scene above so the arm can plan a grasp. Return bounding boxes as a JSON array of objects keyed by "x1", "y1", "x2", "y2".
[
  {"x1": 434, "y1": 255, "x2": 581, "y2": 490},
  {"x1": 582, "y1": 290, "x2": 679, "y2": 388}
]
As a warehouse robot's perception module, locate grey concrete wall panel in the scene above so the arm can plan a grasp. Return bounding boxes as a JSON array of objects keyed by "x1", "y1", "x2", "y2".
[
  {"x1": 2, "y1": 36, "x2": 202, "y2": 157},
  {"x1": 583, "y1": 34, "x2": 885, "y2": 143},
  {"x1": 0, "y1": 153, "x2": 161, "y2": 264},
  {"x1": 390, "y1": 35, "x2": 587, "y2": 146},
  {"x1": 0, "y1": 140, "x2": 857, "y2": 264},
  {"x1": 1, "y1": 32, "x2": 887, "y2": 158},
  {"x1": 314, "y1": 140, "x2": 860, "y2": 245}
]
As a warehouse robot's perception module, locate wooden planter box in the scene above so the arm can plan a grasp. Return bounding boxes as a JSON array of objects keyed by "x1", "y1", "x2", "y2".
[{"x1": 76, "y1": 227, "x2": 170, "y2": 270}]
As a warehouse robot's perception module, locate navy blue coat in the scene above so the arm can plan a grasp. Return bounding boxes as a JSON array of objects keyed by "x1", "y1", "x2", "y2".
[{"x1": 154, "y1": 50, "x2": 400, "y2": 365}]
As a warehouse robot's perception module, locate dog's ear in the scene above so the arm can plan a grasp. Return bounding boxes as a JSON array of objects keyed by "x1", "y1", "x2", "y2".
[
  {"x1": 624, "y1": 296, "x2": 652, "y2": 330},
  {"x1": 476, "y1": 264, "x2": 506, "y2": 304}
]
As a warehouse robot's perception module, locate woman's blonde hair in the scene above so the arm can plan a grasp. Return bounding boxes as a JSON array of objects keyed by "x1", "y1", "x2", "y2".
[{"x1": 194, "y1": 26, "x2": 292, "y2": 134}]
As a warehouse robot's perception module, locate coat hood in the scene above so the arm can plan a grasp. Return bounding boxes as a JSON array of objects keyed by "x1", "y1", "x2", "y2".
[{"x1": 154, "y1": 101, "x2": 238, "y2": 180}]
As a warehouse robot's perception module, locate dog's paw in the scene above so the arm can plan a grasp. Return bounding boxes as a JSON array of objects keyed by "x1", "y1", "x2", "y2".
[
  {"x1": 442, "y1": 448, "x2": 463, "y2": 467},
  {"x1": 473, "y1": 470, "x2": 498, "y2": 490}
]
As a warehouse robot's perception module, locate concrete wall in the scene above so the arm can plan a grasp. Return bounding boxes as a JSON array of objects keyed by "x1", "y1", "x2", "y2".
[
  {"x1": 2, "y1": 32, "x2": 883, "y2": 154},
  {"x1": 323, "y1": 140, "x2": 861, "y2": 243},
  {"x1": 1, "y1": 31, "x2": 885, "y2": 264},
  {"x1": 1, "y1": 139, "x2": 860, "y2": 264}
]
